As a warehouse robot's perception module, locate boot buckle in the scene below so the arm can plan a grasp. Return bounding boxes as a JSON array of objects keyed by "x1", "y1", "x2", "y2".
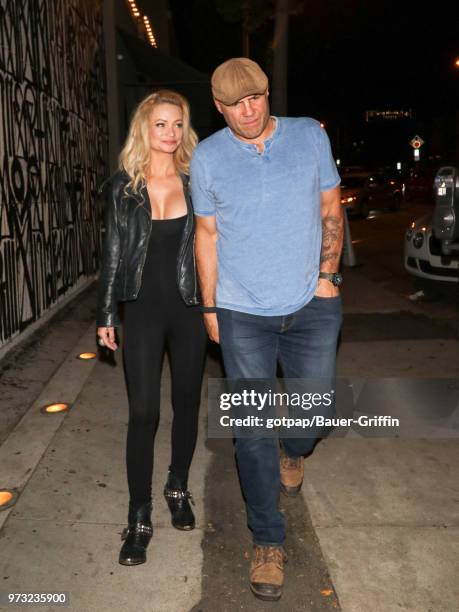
[
  {"x1": 164, "y1": 489, "x2": 195, "y2": 505},
  {"x1": 121, "y1": 523, "x2": 153, "y2": 540}
]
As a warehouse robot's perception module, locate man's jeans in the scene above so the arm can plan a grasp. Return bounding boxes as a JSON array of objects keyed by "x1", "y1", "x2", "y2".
[{"x1": 217, "y1": 296, "x2": 342, "y2": 545}]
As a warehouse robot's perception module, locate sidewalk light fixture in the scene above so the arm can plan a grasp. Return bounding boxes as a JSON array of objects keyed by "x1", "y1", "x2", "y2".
[
  {"x1": 40, "y1": 403, "x2": 70, "y2": 415},
  {"x1": 77, "y1": 352, "x2": 97, "y2": 360},
  {"x1": 0, "y1": 489, "x2": 18, "y2": 511}
]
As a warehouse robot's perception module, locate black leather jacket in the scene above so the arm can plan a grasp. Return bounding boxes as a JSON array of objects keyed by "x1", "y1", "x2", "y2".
[{"x1": 96, "y1": 170, "x2": 199, "y2": 327}]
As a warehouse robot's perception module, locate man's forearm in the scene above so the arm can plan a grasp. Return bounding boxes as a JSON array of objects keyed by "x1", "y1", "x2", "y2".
[
  {"x1": 320, "y1": 214, "x2": 343, "y2": 272},
  {"x1": 319, "y1": 186, "x2": 344, "y2": 273},
  {"x1": 195, "y1": 221, "x2": 218, "y2": 307}
]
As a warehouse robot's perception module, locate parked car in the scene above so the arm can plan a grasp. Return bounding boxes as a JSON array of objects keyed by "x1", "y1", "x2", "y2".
[
  {"x1": 340, "y1": 171, "x2": 404, "y2": 217},
  {"x1": 404, "y1": 214, "x2": 459, "y2": 283}
]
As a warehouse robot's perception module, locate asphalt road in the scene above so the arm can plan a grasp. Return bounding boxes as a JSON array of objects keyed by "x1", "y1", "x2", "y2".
[{"x1": 347, "y1": 197, "x2": 458, "y2": 323}]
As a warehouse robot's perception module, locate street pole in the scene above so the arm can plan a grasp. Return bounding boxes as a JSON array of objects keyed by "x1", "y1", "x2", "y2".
[
  {"x1": 103, "y1": 0, "x2": 121, "y2": 174},
  {"x1": 342, "y1": 208, "x2": 357, "y2": 267}
]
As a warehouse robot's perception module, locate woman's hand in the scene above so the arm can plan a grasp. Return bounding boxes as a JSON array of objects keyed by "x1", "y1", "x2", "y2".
[{"x1": 97, "y1": 326, "x2": 118, "y2": 351}]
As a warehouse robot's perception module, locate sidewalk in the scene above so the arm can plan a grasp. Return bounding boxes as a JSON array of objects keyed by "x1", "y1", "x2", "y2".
[
  {"x1": 303, "y1": 267, "x2": 459, "y2": 612},
  {"x1": 0, "y1": 270, "x2": 457, "y2": 611}
]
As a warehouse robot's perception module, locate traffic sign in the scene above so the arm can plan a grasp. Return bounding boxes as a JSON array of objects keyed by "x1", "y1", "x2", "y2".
[{"x1": 410, "y1": 135, "x2": 424, "y2": 149}]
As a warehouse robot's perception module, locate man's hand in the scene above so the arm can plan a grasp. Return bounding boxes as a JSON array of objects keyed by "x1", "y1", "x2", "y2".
[
  {"x1": 96, "y1": 326, "x2": 118, "y2": 351},
  {"x1": 314, "y1": 278, "x2": 340, "y2": 298},
  {"x1": 203, "y1": 312, "x2": 219, "y2": 343}
]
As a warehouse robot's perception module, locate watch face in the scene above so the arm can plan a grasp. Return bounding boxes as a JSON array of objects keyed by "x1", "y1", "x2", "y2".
[{"x1": 333, "y1": 273, "x2": 343, "y2": 286}]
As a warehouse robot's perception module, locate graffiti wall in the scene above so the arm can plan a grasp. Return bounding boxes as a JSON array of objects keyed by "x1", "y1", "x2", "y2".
[{"x1": 0, "y1": 0, "x2": 108, "y2": 347}]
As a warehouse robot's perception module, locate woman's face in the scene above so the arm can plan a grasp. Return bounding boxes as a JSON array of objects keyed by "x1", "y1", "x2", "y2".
[{"x1": 147, "y1": 103, "x2": 184, "y2": 154}]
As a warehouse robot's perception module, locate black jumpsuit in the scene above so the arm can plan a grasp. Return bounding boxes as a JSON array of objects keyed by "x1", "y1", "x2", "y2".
[{"x1": 122, "y1": 214, "x2": 207, "y2": 505}]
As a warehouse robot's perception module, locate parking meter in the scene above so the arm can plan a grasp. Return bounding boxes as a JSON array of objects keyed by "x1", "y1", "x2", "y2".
[{"x1": 432, "y1": 167, "x2": 459, "y2": 254}]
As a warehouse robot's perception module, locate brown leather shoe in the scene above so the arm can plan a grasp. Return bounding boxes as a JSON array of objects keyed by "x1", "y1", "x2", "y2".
[
  {"x1": 250, "y1": 544, "x2": 287, "y2": 601},
  {"x1": 280, "y1": 448, "x2": 305, "y2": 497}
]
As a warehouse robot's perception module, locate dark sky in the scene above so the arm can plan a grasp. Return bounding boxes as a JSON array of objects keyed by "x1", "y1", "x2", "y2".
[
  {"x1": 169, "y1": 0, "x2": 458, "y2": 164},
  {"x1": 169, "y1": 0, "x2": 459, "y2": 115}
]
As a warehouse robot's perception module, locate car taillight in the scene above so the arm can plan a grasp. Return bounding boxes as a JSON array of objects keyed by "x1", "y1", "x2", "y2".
[{"x1": 341, "y1": 196, "x2": 356, "y2": 205}]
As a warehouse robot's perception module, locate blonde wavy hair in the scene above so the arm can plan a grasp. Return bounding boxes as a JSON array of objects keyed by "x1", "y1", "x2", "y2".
[{"x1": 119, "y1": 89, "x2": 198, "y2": 193}]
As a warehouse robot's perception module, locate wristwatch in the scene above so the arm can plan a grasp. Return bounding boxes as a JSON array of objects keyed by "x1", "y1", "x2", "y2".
[{"x1": 319, "y1": 272, "x2": 343, "y2": 287}]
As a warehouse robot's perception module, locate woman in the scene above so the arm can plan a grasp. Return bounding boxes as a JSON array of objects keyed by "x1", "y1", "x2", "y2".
[{"x1": 96, "y1": 90, "x2": 207, "y2": 566}]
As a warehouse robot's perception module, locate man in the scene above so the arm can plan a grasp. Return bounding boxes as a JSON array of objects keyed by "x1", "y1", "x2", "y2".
[{"x1": 191, "y1": 58, "x2": 343, "y2": 602}]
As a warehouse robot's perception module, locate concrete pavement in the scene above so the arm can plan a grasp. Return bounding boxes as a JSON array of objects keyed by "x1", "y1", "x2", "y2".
[{"x1": 0, "y1": 269, "x2": 457, "y2": 611}]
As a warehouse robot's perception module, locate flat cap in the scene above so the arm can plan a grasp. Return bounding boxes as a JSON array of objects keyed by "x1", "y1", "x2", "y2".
[{"x1": 211, "y1": 58, "x2": 268, "y2": 105}]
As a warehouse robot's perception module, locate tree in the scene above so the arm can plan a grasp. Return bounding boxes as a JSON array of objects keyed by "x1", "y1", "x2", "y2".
[
  {"x1": 216, "y1": 0, "x2": 303, "y2": 114},
  {"x1": 216, "y1": 0, "x2": 274, "y2": 58},
  {"x1": 271, "y1": 0, "x2": 289, "y2": 115}
]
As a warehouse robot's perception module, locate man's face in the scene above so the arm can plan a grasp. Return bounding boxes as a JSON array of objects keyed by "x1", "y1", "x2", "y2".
[{"x1": 215, "y1": 91, "x2": 270, "y2": 140}]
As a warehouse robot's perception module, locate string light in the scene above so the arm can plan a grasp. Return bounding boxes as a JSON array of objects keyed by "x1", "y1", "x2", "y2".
[
  {"x1": 143, "y1": 15, "x2": 158, "y2": 48},
  {"x1": 127, "y1": 1, "x2": 140, "y2": 20},
  {"x1": 127, "y1": 1, "x2": 158, "y2": 48}
]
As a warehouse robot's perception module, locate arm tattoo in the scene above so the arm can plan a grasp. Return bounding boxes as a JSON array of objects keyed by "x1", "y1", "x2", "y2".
[{"x1": 320, "y1": 215, "x2": 343, "y2": 265}]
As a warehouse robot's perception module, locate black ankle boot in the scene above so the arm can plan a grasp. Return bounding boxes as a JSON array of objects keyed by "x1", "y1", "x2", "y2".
[
  {"x1": 119, "y1": 501, "x2": 153, "y2": 566},
  {"x1": 163, "y1": 472, "x2": 195, "y2": 530}
]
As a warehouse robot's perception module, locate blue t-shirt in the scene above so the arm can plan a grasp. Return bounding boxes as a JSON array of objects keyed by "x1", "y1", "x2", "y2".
[{"x1": 191, "y1": 117, "x2": 340, "y2": 316}]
